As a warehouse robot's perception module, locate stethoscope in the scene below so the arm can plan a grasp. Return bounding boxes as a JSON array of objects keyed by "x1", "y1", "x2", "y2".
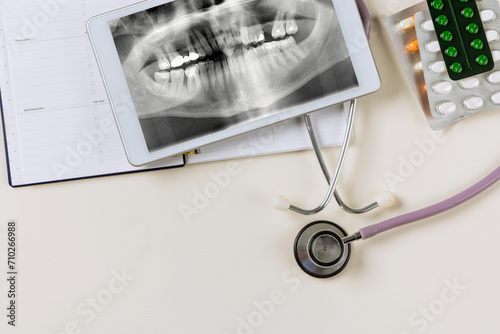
[
  {"x1": 271, "y1": 0, "x2": 500, "y2": 277},
  {"x1": 275, "y1": 98, "x2": 500, "y2": 278}
]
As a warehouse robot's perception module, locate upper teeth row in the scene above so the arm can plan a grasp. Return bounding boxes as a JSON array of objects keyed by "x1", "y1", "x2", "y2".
[
  {"x1": 155, "y1": 17, "x2": 299, "y2": 71},
  {"x1": 272, "y1": 11, "x2": 299, "y2": 39},
  {"x1": 158, "y1": 49, "x2": 201, "y2": 71}
]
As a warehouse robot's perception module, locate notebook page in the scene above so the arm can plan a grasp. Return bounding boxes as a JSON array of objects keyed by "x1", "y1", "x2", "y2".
[{"x1": 0, "y1": 0, "x2": 183, "y2": 187}]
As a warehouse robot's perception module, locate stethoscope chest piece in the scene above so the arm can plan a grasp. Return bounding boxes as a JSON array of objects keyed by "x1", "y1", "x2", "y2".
[{"x1": 294, "y1": 221, "x2": 351, "y2": 278}]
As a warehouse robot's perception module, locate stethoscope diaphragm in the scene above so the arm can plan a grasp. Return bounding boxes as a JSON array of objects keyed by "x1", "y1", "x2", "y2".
[{"x1": 294, "y1": 221, "x2": 351, "y2": 278}]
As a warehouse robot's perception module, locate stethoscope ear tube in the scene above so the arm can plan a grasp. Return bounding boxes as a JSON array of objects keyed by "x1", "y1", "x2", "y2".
[{"x1": 359, "y1": 165, "x2": 500, "y2": 240}]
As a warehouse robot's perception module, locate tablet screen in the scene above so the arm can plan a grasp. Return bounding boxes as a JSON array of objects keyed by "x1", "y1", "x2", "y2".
[{"x1": 109, "y1": 0, "x2": 358, "y2": 152}]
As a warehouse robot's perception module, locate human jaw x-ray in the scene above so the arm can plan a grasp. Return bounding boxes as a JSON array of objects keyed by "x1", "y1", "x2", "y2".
[{"x1": 110, "y1": 0, "x2": 358, "y2": 150}]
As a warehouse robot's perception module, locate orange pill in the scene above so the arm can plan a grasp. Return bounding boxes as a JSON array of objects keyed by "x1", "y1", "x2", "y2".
[{"x1": 406, "y1": 39, "x2": 419, "y2": 53}]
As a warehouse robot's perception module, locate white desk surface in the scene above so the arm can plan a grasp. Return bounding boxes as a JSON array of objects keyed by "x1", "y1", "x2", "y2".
[{"x1": 2, "y1": 1, "x2": 500, "y2": 333}]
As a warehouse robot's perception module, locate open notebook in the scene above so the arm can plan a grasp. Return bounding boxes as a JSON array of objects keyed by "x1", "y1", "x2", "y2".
[{"x1": 0, "y1": 0, "x2": 349, "y2": 187}]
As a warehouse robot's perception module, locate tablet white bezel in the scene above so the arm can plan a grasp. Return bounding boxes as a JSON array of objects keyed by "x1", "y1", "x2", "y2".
[{"x1": 88, "y1": 0, "x2": 380, "y2": 166}]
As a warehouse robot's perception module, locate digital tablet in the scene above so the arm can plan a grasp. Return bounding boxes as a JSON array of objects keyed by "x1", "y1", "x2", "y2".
[{"x1": 88, "y1": 0, "x2": 380, "y2": 166}]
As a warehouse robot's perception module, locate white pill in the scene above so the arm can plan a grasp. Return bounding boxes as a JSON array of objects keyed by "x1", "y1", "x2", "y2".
[
  {"x1": 491, "y1": 91, "x2": 500, "y2": 104},
  {"x1": 493, "y1": 50, "x2": 500, "y2": 62},
  {"x1": 487, "y1": 30, "x2": 500, "y2": 42},
  {"x1": 414, "y1": 62, "x2": 423, "y2": 72},
  {"x1": 436, "y1": 101, "x2": 456, "y2": 115},
  {"x1": 433, "y1": 81, "x2": 453, "y2": 94},
  {"x1": 481, "y1": 10, "x2": 496, "y2": 23},
  {"x1": 429, "y1": 61, "x2": 446, "y2": 74},
  {"x1": 421, "y1": 20, "x2": 435, "y2": 32},
  {"x1": 426, "y1": 41, "x2": 440, "y2": 53},
  {"x1": 397, "y1": 17, "x2": 415, "y2": 31},
  {"x1": 464, "y1": 97, "x2": 484, "y2": 110},
  {"x1": 488, "y1": 71, "x2": 500, "y2": 84},
  {"x1": 459, "y1": 77, "x2": 480, "y2": 89}
]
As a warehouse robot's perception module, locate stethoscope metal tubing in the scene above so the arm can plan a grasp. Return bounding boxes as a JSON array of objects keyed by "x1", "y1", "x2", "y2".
[
  {"x1": 289, "y1": 99, "x2": 357, "y2": 215},
  {"x1": 303, "y1": 112, "x2": 379, "y2": 215}
]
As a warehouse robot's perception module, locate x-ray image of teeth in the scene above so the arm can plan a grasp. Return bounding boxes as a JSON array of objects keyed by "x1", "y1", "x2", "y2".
[{"x1": 111, "y1": 0, "x2": 358, "y2": 152}]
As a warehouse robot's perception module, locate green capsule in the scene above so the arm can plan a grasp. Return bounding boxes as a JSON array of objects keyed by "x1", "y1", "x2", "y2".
[
  {"x1": 466, "y1": 23, "x2": 479, "y2": 34},
  {"x1": 471, "y1": 39, "x2": 484, "y2": 50},
  {"x1": 462, "y1": 7, "x2": 474, "y2": 19},
  {"x1": 432, "y1": 0, "x2": 444, "y2": 10},
  {"x1": 445, "y1": 46, "x2": 458, "y2": 58},
  {"x1": 441, "y1": 31, "x2": 453, "y2": 42},
  {"x1": 436, "y1": 14, "x2": 449, "y2": 26},
  {"x1": 450, "y1": 62, "x2": 463, "y2": 73},
  {"x1": 476, "y1": 55, "x2": 489, "y2": 66}
]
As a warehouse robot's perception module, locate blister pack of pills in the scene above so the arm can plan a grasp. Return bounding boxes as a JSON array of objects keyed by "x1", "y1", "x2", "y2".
[
  {"x1": 415, "y1": 0, "x2": 500, "y2": 129},
  {"x1": 384, "y1": 2, "x2": 435, "y2": 128},
  {"x1": 384, "y1": 0, "x2": 500, "y2": 130},
  {"x1": 424, "y1": 0, "x2": 495, "y2": 80}
]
